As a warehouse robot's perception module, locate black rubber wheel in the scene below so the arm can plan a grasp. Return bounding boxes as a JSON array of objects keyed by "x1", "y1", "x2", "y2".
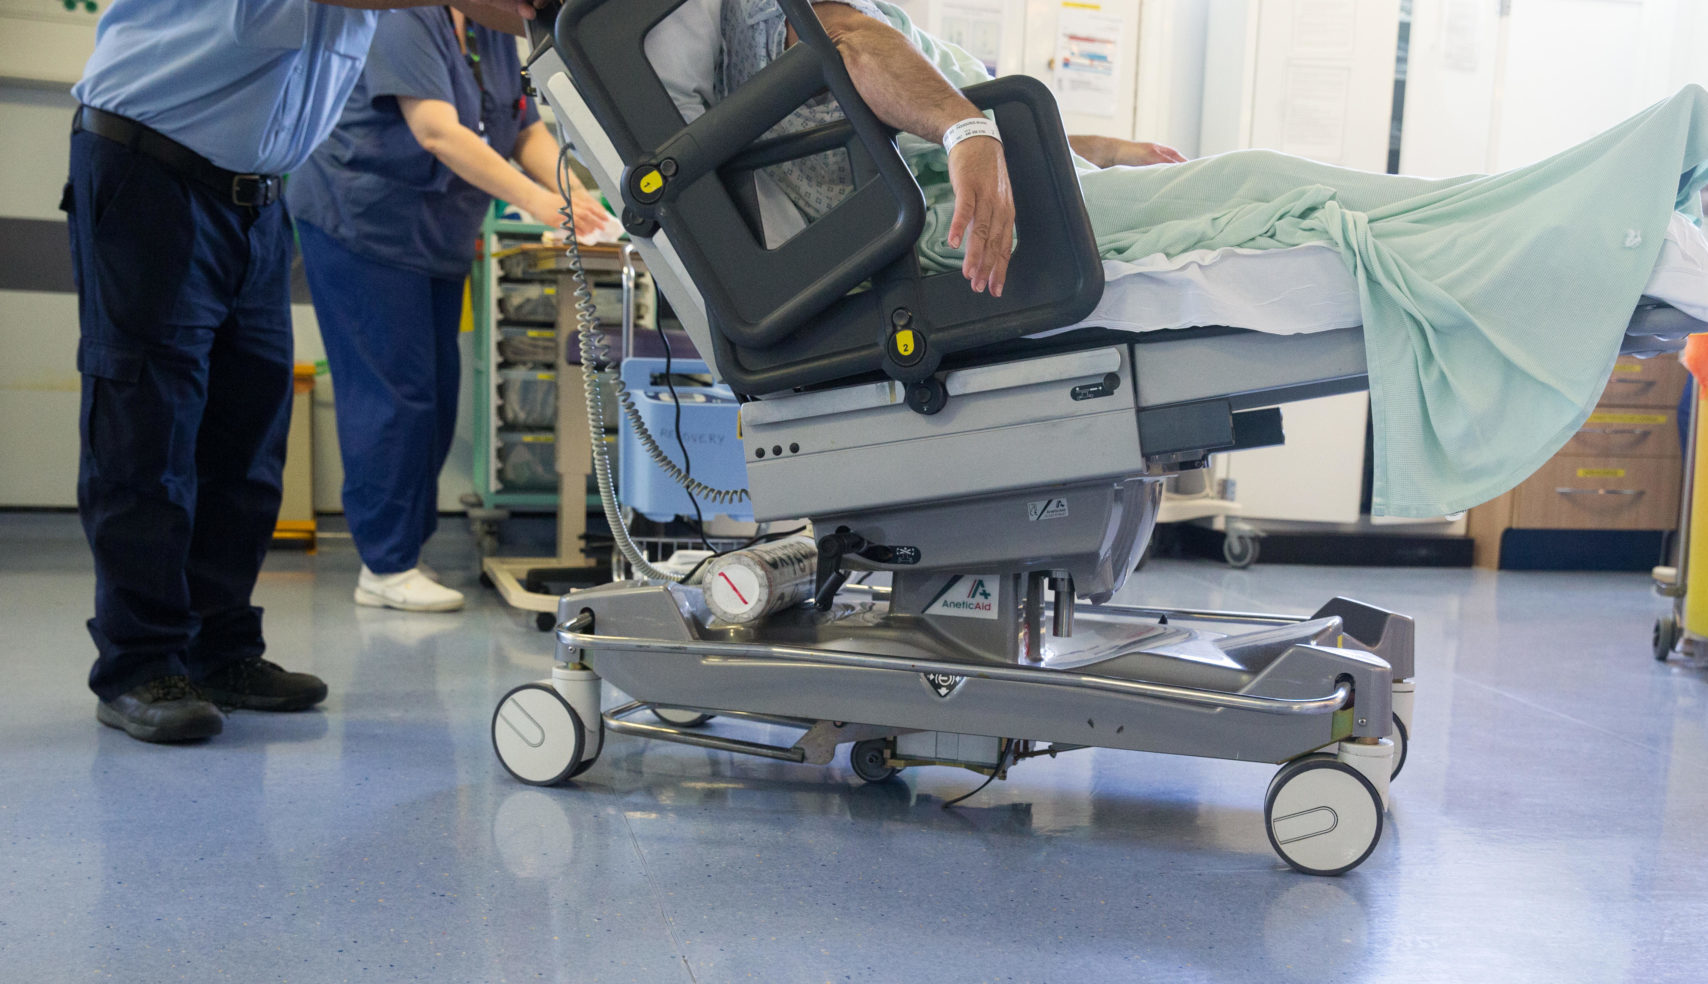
[
  {"x1": 1654, "y1": 615, "x2": 1680, "y2": 661},
  {"x1": 1223, "y1": 533, "x2": 1259, "y2": 569},
  {"x1": 849, "y1": 739, "x2": 898, "y2": 783},
  {"x1": 479, "y1": 571, "x2": 495, "y2": 589},
  {"x1": 1390, "y1": 714, "x2": 1409, "y2": 780},
  {"x1": 491, "y1": 683, "x2": 585, "y2": 787},
  {"x1": 1264, "y1": 756, "x2": 1383, "y2": 876},
  {"x1": 536, "y1": 611, "x2": 557, "y2": 633}
]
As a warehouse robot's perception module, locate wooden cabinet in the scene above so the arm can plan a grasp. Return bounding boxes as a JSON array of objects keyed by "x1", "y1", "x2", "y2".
[{"x1": 1469, "y1": 356, "x2": 1688, "y2": 567}]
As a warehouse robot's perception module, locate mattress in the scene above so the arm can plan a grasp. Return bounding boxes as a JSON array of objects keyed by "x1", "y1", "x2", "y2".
[{"x1": 1047, "y1": 212, "x2": 1708, "y2": 339}]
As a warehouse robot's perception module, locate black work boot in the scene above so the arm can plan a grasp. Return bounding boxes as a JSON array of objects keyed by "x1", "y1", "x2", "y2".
[
  {"x1": 96, "y1": 676, "x2": 224, "y2": 743},
  {"x1": 195, "y1": 658, "x2": 328, "y2": 712}
]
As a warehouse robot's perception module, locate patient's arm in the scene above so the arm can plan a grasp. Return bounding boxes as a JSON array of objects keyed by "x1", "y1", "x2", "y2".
[
  {"x1": 1069, "y1": 135, "x2": 1186, "y2": 168},
  {"x1": 795, "y1": 2, "x2": 1016, "y2": 297}
]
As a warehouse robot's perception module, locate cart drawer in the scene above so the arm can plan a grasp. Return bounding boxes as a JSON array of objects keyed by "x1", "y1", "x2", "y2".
[
  {"x1": 1596, "y1": 356, "x2": 1688, "y2": 410},
  {"x1": 1512, "y1": 456, "x2": 1681, "y2": 530},
  {"x1": 1562, "y1": 408, "x2": 1681, "y2": 460}
]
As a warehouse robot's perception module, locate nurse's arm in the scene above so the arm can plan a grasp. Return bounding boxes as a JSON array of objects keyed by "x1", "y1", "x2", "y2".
[
  {"x1": 313, "y1": 0, "x2": 543, "y2": 30},
  {"x1": 397, "y1": 96, "x2": 566, "y2": 226},
  {"x1": 513, "y1": 120, "x2": 612, "y2": 234}
]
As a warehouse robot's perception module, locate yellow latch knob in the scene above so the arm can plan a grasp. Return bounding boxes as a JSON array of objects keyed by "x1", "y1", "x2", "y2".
[{"x1": 888, "y1": 328, "x2": 924, "y2": 367}]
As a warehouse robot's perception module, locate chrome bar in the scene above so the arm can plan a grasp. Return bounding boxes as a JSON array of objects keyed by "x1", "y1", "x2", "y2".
[
  {"x1": 1554, "y1": 488, "x2": 1643, "y2": 496},
  {"x1": 1076, "y1": 603, "x2": 1308, "y2": 626},
  {"x1": 603, "y1": 701, "x2": 807, "y2": 762},
  {"x1": 562, "y1": 631, "x2": 1352, "y2": 716}
]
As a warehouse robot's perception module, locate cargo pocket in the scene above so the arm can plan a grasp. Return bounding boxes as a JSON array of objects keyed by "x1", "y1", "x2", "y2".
[{"x1": 77, "y1": 338, "x2": 177, "y2": 489}]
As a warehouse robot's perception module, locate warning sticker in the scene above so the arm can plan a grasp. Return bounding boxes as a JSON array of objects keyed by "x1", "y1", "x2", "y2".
[
  {"x1": 1027, "y1": 498, "x2": 1069, "y2": 521},
  {"x1": 1576, "y1": 468, "x2": 1627, "y2": 478},
  {"x1": 924, "y1": 575, "x2": 999, "y2": 620}
]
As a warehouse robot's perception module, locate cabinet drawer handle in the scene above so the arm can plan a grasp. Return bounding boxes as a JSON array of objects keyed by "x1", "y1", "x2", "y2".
[
  {"x1": 1579, "y1": 428, "x2": 1652, "y2": 437},
  {"x1": 1610, "y1": 378, "x2": 1656, "y2": 387},
  {"x1": 1554, "y1": 488, "x2": 1644, "y2": 496}
]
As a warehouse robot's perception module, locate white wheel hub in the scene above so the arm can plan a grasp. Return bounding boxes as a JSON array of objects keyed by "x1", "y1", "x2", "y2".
[
  {"x1": 493, "y1": 683, "x2": 585, "y2": 785},
  {"x1": 1265, "y1": 758, "x2": 1384, "y2": 875}
]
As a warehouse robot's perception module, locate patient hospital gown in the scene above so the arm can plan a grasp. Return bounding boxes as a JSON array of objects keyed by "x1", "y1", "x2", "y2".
[{"x1": 739, "y1": 1, "x2": 1708, "y2": 518}]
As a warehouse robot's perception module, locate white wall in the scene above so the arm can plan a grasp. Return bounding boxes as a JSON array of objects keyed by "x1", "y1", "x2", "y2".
[
  {"x1": 0, "y1": 7, "x2": 472, "y2": 514},
  {"x1": 1404, "y1": 0, "x2": 1708, "y2": 177},
  {"x1": 0, "y1": 82, "x2": 83, "y2": 508}
]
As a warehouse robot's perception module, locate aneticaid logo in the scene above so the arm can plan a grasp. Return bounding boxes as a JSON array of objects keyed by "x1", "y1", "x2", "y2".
[{"x1": 923, "y1": 575, "x2": 998, "y2": 620}]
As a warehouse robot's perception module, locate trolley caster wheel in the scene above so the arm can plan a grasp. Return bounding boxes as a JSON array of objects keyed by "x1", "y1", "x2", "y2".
[
  {"x1": 1654, "y1": 614, "x2": 1681, "y2": 661},
  {"x1": 479, "y1": 571, "x2": 495, "y2": 590},
  {"x1": 535, "y1": 611, "x2": 557, "y2": 633},
  {"x1": 492, "y1": 683, "x2": 586, "y2": 786},
  {"x1": 1223, "y1": 533, "x2": 1259, "y2": 569},
  {"x1": 650, "y1": 705, "x2": 713, "y2": 728},
  {"x1": 849, "y1": 739, "x2": 899, "y2": 783},
  {"x1": 1264, "y1": 755, "x2": 1384, "y2": 876},
  {"x1": 1389, "y1": 713, "x2": 1408, "y2": 781}
]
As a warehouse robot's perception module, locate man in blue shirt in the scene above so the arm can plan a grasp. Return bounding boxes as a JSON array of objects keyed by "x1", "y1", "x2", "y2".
[{"x1": 64, "y1": 0, "x2": 543, "y2": 744}]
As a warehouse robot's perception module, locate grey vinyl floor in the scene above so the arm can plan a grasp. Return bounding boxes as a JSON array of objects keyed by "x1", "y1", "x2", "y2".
[{"x1": 2, "y1": 510, "x2": 1705, "y2": 983}]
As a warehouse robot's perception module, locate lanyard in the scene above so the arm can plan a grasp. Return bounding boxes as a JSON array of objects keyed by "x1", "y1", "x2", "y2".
[{"x1": 448, "y1": 8, "x2": 489, "y2": 137}]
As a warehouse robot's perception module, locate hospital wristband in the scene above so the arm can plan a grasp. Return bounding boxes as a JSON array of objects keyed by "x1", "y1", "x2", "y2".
[{"x1": 942, "y1": 116, "x2": 1001, "y2": 154}]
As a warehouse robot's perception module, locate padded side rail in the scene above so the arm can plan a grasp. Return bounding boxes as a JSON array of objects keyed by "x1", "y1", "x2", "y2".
[
  {"x1": 554, "y1": 0, "x2": 926, "y2": 350},
  {"x1": 550, "y1": 0, "x2": 1102, "y2": 396},
  {"x1": 709, "y1": 73, "x2": 1104, "y2": 394}
]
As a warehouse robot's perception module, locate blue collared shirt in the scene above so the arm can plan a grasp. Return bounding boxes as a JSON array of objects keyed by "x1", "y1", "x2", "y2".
[{"x1": 71, "y1": 0, "x2": 378, "y2": 175}]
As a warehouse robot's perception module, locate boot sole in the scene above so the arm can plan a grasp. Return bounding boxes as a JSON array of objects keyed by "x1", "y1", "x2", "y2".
[
  {"x1": 196, "y1": 688, "x2": 328, "y2": 713},
  {"x1": 96, "y1": 702, "x2": 223, "y2": 743},
  {"x1": 354, "y1": 587, "x2": 464, "y2": 612}
]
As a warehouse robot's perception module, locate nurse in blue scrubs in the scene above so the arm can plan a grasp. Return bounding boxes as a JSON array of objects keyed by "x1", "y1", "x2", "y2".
[{"x1": 289, "y1": 7, "x2": 608, "y2": 613}]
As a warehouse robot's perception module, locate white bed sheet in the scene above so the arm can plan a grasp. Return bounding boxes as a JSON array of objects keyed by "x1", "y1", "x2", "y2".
[{"x1": 1050, "y1": 212, "x2": 1708, "y2": 339}]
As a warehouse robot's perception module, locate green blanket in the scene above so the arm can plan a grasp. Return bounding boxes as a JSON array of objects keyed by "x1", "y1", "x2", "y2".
[{"x1": 875, "y1": 2, "x2": 1708, "y2": 517}]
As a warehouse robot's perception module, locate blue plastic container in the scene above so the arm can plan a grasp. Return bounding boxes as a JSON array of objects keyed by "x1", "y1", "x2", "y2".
[{"x1": 617, "y1": 358, "x2": 752, "y2": 522}]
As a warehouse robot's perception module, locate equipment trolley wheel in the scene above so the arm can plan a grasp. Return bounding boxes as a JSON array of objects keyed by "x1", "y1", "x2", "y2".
[
  {"x1": 1389, "y1": 714, "x2": 1408, "y2": 780},
  {"x1": 849, "y1": 739, "x2": 899, "y2": 783},
  {"x1": 650, "y1": 705, "x2": 714, "y2": 728},
  {"x1": 1654, "y1": 614, "x2": 1681, "y2": 662},
  {"x1": 1264, "y1": 755, "x2": 1384, "y2": 876},
  {"x1": 492, "y1": 683, "x2": 588, "y2": 785},
  {"x1": 1223, "y1": 532, "x2": 1259, "y2": 569}
]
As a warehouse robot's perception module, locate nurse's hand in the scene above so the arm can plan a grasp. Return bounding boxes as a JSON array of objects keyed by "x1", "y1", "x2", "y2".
[
  {"x1": 530, "y1": 189, "x2": 615, "y2": 237},
  {"x1": 565, "y1": 190, "x2": 614, "y2": 236}
]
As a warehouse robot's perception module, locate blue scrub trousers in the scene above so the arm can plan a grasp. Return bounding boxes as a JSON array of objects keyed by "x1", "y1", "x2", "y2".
[
  {"x1": 295, "y1": 220, "x2": 463, "y2": 576},
  {"x1": 65, "y1": 129, "x2": 294, "y2": 702}
]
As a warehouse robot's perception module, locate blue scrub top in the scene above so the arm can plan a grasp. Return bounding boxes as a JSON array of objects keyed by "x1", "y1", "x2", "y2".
[
  {"x1": 286, "y1": 9, "x2": 540, "y2": 283},
  {"x1": 72, "y1": 0, "x2": 377, "y2": 175}
]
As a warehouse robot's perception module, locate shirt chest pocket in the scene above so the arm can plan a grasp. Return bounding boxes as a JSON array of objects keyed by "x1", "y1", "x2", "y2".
[{"x1": 231, "y1": 1, "x2": 308, "y2": 49}]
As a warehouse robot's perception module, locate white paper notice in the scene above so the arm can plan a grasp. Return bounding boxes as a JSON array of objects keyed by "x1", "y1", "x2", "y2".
[
  {"x1": 1053, "y1": 2, "x2": 1122, "y2": 117},
  {"x1": 939, "y1": 0, "x2": 1006, "y2": 76},
  {"x1": 1442, "y1": 0, "x2": 1483, "y2": 73},
  {"x1": 1280, "y1": 65, "x2": 1351, "y2": 162},
  {"x1": 1289, "y1": 0, "x2": 1357, "y2": 62}
]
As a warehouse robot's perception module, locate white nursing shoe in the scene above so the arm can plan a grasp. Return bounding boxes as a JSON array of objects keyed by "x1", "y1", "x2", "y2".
[{"x1": 355, "y1": 566, "x2": 465, "y2": 612}]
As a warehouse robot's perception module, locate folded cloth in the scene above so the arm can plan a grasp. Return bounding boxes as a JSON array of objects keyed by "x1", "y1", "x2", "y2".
[{"x1": 870, "y1": 1, "x2": 1708, "y2": 517}]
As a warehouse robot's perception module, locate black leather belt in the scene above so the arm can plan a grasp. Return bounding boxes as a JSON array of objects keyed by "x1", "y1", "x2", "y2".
[{"x1": 74, "y1": 106, "x2": 283, "y2": 208}]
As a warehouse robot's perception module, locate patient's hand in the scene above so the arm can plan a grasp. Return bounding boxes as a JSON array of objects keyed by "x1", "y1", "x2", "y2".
[
  {"x1": 1069, "y1": 135, "x2": 1187, "y2": 168},
  {"x1": 946, "y1": 137, "x2": 1015, "y2": 297}
]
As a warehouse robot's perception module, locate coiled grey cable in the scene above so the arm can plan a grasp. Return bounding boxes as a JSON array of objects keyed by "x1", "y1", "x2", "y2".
[{"x1": 555, "y1": 142, "x2": 747, "y2": 582}]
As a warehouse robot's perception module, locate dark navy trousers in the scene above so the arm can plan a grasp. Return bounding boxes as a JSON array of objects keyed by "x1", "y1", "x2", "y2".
[
  {"x1": 295, "y1": 219, "x2": 462, "y2": 575},
  {"x1": 65, "y1": 129, "x2": 294, "y2": 701}
]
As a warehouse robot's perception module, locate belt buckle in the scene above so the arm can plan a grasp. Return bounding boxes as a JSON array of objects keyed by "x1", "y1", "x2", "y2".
[{"x1": 231, "y1": 174, "x2": 276, "y2": 208}]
